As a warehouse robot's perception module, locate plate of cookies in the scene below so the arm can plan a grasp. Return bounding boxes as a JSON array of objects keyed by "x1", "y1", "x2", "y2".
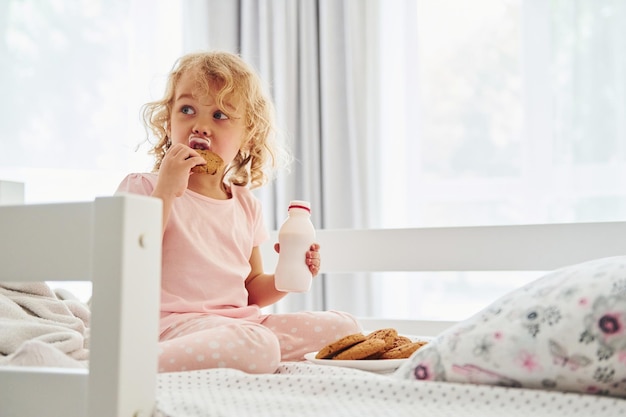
[{"x1": 305, "y1": 328, "x2": 430, "y2": 373}]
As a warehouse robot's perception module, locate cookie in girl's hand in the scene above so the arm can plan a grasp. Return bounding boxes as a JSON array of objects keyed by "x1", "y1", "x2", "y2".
[{"x1": 191, "y1": 149, "x2": 224, "y2": 175}]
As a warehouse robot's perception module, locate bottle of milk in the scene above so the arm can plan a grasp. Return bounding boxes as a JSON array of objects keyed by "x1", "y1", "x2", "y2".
[{"x1": 274, "y1": 200, "x2": 316, "y2": 292}]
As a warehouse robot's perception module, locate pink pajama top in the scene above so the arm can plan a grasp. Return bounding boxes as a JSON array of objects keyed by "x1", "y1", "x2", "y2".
[{"x1": 116, "y1": 173, "x2": 269, "y2": 331}]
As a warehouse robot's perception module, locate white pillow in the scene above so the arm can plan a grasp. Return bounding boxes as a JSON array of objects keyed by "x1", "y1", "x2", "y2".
[{"x1": 394, "y1": 256, "x2": 626, "y2": 399}]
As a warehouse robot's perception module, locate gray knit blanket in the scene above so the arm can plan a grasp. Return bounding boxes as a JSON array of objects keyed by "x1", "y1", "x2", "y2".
[{"x1": 0, "y1": 282, "x2": 89, "y2": 368}]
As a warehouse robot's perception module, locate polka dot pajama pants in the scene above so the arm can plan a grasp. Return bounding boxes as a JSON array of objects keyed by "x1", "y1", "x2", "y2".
[{"x1": 157, "y1": 310, "x2": 361, "y2": 374}]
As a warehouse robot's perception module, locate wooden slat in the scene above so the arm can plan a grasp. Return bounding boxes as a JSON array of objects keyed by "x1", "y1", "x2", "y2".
[
  {"x1": 0, "y1": 180, "x2": 24, "y2": 205},
  {"x1": 359, "y1": 317, "x2": 456, "y2": 336},
  {"x1": 0, "y1": 367, "x2": 87, "y2": 417},
  {"x1": 0, "y1": 202, "x2": 93, "y2": 281},
  {"x1": 88, "y1": 194, "x2": 162, "y2": 417},
  {"x1": 262, "y1": 222, "x2": 626, "y2": 273}
]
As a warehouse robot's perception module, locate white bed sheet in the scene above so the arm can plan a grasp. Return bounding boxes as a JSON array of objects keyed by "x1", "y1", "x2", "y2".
[{"x1": 156, "y1": 362, "x2": 626, "y2": 417}]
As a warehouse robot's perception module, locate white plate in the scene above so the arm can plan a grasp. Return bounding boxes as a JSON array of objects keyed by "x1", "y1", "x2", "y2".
[{"x1": 304, "y1": 351, "x2": 407, "y2": 373}]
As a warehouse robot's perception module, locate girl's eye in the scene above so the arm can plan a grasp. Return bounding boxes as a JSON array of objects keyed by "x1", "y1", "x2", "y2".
[
  {"x1": 181, "y1": 105, "x2": 195, "y2": 115},
  {"x1": 213, "y1": 111, "x2": 229, "y2": 120}
]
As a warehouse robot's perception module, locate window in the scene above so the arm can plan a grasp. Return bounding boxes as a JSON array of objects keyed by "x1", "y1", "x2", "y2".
[
  {"x1": 0, "y1": 0, "x2": 184, "y2": 301},
  {"x1": 0, "y1": 0, "x2": 183, "y2": 204},
  {"x1": 372, "y1": 0, "x2": 626, "y2": 321}
]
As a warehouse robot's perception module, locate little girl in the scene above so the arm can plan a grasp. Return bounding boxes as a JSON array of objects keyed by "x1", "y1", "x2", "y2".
[{"x1": 117, "y1": 51, "x2": 361, "y2": 374}]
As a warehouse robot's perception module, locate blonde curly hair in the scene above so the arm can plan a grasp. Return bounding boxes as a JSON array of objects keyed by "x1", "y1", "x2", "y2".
[{"x1": 142, "y1": 51, "x2": 288, "y2": 189}]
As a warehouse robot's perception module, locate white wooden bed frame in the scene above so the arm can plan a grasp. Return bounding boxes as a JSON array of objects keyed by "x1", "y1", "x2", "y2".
[
  {"x1": 2, "y1": 180, "x2": 626, "y2": 417},
  {"x1": 0, "y1": 186, "x2": 163, "y2": 417}
]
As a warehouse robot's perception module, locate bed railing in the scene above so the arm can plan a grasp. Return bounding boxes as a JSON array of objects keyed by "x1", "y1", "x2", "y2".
[
  {"x1": 0, "y1": 192, "x2": 162, "y2": 417},
  {"x1": 2, "y1": 179, "x2": 626, "y2": 416},
  {"x1": 0, "y1": 179, "x2": 24, "y2": 206},
  {"x1": 262, "y1": 222, "x2": 626, "y2": 273},
  {"x1": 261, "y1": 221, "x2": 626, "y2": 334}
]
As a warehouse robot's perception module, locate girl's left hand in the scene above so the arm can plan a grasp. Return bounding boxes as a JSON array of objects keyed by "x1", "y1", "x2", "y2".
[
  {"x1": 306, "y1": 243, "x2": 321, "y2": 277},
  {"x1": 273, "y1": 243, "x2": 322, "y2": 277}
]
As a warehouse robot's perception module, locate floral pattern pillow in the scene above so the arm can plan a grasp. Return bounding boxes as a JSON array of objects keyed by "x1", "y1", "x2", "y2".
[{"x1": 394, "y1": 256, "x2": 626, "y2": 399}]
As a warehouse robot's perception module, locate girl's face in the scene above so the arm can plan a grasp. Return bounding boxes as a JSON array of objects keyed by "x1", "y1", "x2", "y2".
[{"x1": 169, "y1": 69, "x2": 247, "y2": 166}]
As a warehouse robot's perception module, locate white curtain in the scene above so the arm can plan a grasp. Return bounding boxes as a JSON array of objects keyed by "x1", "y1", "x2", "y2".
[{"x1": 183, "y1": 0, "x2": 382, "y2": 315}]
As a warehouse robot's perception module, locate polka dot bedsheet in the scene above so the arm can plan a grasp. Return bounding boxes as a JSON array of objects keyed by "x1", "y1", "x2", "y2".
[{"x1": 156, "y1": 362, "x2": 626, "y2": 417}]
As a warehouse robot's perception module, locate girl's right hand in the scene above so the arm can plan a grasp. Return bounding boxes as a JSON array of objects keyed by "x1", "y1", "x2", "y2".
[{"x1": 153, "y1": 143, "x2": 205, "y2": 199}]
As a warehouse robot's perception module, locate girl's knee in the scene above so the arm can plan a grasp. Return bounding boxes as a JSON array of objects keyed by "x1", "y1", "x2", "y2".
[
  {"x1": 228, "y1": 323, "x2": 281, "y2": 373},
  {"x1": 158, "y1": 321, "x2": 282, "y2": 374}
]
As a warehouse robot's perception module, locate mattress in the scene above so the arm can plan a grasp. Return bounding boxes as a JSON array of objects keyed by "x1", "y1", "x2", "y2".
[{"x1": 156, "y1": 362, "x2": 626, "y2": 417}]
